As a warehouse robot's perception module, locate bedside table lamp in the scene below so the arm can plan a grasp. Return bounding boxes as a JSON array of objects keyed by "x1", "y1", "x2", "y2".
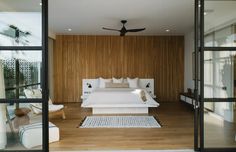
[
  {"x1": 146, "y1": 83, "x2": 150, "y2": 88},
  {"x1": 86, "y1": 83, "x2": 92, "y2": 88}
]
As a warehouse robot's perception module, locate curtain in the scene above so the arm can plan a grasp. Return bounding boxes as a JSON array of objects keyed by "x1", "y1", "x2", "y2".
[{"x1": 0, "y1": 60, "x2": 6, "y2": 149}]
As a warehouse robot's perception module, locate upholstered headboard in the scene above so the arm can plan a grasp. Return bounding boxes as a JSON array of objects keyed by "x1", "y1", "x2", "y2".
[{"x1": 82, "y1": 78, "x2": 155, "y2": 100}]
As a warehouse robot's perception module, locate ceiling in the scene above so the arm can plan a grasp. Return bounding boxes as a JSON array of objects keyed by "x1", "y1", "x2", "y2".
[
  {"x1": 49, "y1": 0, "x2": 194, "y2": 35},
  {"x1": 1, "y1": 0, "x2": 236, "y2": 36}
]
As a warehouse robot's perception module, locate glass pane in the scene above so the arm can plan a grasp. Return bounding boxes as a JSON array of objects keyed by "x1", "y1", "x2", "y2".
[
  {"x1": 0, "y1": 0, "x2": 42, "y2": 46},
  {"x1": 204, "y1": 102, "x2": 236, "y2": 148},
  {"x1": 0, "y1": 51, "x2": 42, "y2": 99},
  {"x1": 204, "y1": 51, "x2": 236, "y2": 98},
  {"x1": 0, "y1": 103, "x2": 42, "y2": 150},
  {"x1": 204, "y1": 0, "x2": 236, "y2": 47}
]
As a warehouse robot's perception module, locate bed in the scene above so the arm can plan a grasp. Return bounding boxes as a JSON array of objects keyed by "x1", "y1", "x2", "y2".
[{"x1": 81, "y1": 78, "x2": 159, "y2": 114}]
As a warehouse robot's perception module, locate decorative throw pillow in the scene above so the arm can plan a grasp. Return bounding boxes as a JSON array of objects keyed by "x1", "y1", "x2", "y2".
[
  {"x1": 24, "y1": 89, "x2": 42, "y2": 98},
  {"x1": 127, "y1": 77, "x2": 139, "y2": 88},
  {"x1": 112, "y1": 77, "x2": 123, "y2": 83},
  {"x1": 105, "y1": 82, "x2": 129, "y2": 88},
  {"x1": 32, "y1": 89, "x2": 42, "y2": 98},
  {"x1": 99, "y1": 77, "x2": 112, "y2": 88}
]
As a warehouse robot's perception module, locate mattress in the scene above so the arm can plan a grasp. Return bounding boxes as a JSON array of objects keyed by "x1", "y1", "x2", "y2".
[{"x1": 81, "y1": 88, "x2": 159, "y2": 108}]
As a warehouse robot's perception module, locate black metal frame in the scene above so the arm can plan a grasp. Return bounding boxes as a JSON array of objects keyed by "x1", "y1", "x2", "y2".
[
  {"x1": 0, "y1": 0, "x2": 48, "y2": 151},
  {"x1": 194, "y1": 0, "x2": 200, "y2": 151},
  {"x1": 195, "y1": 0, "x2": 236, "y2": 151}
]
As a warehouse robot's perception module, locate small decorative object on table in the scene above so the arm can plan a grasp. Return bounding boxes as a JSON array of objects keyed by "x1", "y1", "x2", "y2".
[{"x1": 187, "y1": 88, "x2": 192, "y2": 95}]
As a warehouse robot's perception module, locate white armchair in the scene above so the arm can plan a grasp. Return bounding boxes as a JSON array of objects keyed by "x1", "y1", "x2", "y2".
[{"x1": 24, "y1": 89, "x2": 66, "y2": 119}]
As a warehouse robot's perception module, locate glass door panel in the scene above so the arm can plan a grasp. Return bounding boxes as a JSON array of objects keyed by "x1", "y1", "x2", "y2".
[
  {"x1": 204, "y1": 51, "x2": 236, "y2": 99},
  {"x1": 204, "y1": 102, "x2": 236, "y2": 148},
  {"x1": 0, "y1": 0, "x2": 42, "y2": 46},
  {"x1": 196, "y1": 0, "x2": 236, "y2": 151},
  {"x1": 204, "y1": 0, "x2": 236, "y2": 47},
  {"x1": 0, "y1": 51, "x2": 42, "y2": 99},
  {"x1": 0, "y1": 103, "x2": 43, "y2": 150}
]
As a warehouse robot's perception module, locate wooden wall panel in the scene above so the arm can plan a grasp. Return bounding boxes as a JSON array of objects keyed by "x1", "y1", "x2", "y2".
[{"x1": 53, "y1": 35, "x2": 184, "y2": 103}]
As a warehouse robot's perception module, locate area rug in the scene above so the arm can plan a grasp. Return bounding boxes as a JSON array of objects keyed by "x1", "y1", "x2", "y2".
[{"x1": 79, "y1": 116, "x2": 161, "y2": 128}]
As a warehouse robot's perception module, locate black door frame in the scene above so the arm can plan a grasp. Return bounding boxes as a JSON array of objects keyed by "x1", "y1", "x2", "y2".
[
  {"x1": 0, "y1": 0, "x2": 49, "y2": 151},
  {"x1": 195, "y1": 0, "x2": 236, "y2": 151}
]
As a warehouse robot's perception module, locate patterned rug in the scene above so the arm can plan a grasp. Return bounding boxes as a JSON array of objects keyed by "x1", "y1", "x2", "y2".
[{"x1": 79, "y1": 116, "x2": 161, "y2": 128}]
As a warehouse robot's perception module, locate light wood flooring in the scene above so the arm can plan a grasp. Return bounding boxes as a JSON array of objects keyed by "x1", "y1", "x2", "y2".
[{"x1": 49, "y1": 102, "x2": 194, "y2": 151}]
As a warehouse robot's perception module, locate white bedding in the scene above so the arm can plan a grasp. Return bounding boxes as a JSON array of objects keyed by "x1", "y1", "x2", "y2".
[{"x1": 81, "y1": 88, "x2": 159, "y2": 108}]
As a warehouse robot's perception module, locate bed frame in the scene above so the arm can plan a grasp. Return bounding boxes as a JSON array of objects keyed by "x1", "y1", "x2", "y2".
[
  {"x1": 82, "y1": 78, "x2": 155, "y2": 114},
  {"x1": 92, "y1": 107, "x2": 149, "y2": 114}
]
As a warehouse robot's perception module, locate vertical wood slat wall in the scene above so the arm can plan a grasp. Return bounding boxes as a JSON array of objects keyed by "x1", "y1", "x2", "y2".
[{"x1": 53, "y1": 35, "x2": 184, "y2": 103}]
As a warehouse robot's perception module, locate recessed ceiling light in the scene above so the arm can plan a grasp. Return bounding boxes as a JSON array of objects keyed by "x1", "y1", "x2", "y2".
[
  {"x1": 165, "y1": 29, "x2": 170, "y2": 32},
  {"x1": 39, "y1": 2, "x2": 42, "y2": 6},
  {"x1": 67, "y1": 28, "x2": 72, "y2": 31},
  {"x1": 204, "y1": 12, "x2": 207, "y2": 15},
  {"x1": 198, "y1": 4, "x2": 201, "y2": 8}
]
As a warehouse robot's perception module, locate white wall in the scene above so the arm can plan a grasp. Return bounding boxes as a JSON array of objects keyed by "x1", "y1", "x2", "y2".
[{"x1": 184, "y1": 30, "x2": 194, "y2": 92}]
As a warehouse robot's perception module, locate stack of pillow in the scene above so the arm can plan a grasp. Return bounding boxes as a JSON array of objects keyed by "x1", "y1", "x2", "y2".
[{"x1": 98, "y1": 77, "x2": 139, "y2": 88}]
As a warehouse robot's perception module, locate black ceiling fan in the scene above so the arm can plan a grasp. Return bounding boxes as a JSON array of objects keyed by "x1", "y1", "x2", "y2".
[{"x1": 102, "y1": 20, "x2": 146, "y2": 36}]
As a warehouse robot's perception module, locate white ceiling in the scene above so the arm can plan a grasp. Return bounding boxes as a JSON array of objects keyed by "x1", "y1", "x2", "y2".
[
  {"x1": 49, "y1": 0, "x2": 195, "y2": 35},
  {"x1": 1, "y1": 0, "x2": 236, "y2": 36}
]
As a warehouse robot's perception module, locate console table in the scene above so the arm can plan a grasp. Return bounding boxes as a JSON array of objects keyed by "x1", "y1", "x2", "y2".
[{"x1": 180, "y1": 92, "x2": 196, "y2": 107}]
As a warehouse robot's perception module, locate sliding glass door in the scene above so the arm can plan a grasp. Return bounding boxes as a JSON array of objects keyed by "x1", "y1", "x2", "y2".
[
  {"x1": 195, "y1": 0, "x2": 236, "y2": 151},
  {"x1": 0, "y1": 0, "x2": 48, "y2": 151}
]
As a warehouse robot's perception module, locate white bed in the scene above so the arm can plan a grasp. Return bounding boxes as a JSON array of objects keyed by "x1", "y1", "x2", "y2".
[{"x1": 81, "y1": 87, "x2": 159, "y2": 114}]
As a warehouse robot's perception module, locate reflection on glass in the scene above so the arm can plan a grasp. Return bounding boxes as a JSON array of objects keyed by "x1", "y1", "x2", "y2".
[
  {"x1": 204, "y1": 0, "x2": 236, "y2": 47},
  {"x1": 204, "y1": 102, "x2": 236, "y2": 148},
  {"x1": 204, "y1": 51, "x2": 236, "y2": 98},
  {"x1": 0, "y1": 51, "x2": 42, "y2": 99},
  {"x1": 0, "y1": 0, "x2": 42, "y2": 46},
  {"x1": 0, "y1": 103, "x2": 42, "y2": 150}
]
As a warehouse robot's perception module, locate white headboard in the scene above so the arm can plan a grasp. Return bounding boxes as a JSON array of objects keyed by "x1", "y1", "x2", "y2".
[{"x1": 82, "y1": 79, "x2": 155, "y2": 100}]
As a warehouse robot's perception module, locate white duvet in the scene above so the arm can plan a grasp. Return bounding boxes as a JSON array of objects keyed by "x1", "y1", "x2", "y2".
[{"x1": 81, "y1": 88, "x2": 159, "y2": 108}]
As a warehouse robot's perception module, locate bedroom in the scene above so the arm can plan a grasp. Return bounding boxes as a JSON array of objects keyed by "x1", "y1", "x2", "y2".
[{"x1": 0, "y1": 0, "x2": 236, "y2": 152}]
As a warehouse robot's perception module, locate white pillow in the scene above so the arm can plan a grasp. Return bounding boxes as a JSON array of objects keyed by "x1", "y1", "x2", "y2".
[
  {"x1": 99, "y1": 77, "x2": 112, "y2": 88},
  {"x1": 127, "y1": 77, "x2": 139, "y2": 88},
  {"x1": 112, "y1": 77, "x2": 123, "y2": 83}
]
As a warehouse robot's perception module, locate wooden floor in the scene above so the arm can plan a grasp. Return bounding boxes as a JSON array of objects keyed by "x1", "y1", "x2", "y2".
[
  {"x1": 49, "y1": 102, "x2": 194, "y2": 151},
  {"x1": 204, "y1": 111, "x2": 236, "y2": 148}
]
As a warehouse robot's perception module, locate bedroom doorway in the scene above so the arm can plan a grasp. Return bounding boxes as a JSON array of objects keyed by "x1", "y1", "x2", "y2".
[{"x1": 195, "y1": 0, "x2": 236, "y2": 151}]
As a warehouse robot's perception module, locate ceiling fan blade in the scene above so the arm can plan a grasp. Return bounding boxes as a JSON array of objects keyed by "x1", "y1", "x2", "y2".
[
  {"x1": 127, "y1": 28, "x2": 146, "y2": 32},
  {"x1": 102, "y1": 27, "x2": 120, "y2": 32}
]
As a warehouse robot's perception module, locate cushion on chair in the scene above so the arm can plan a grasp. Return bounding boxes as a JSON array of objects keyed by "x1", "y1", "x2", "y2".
[
  {"x1": 30, "y1": 103, "x2": 42, "y2": 114},
  {"x1": 24, "y1": 89, "x2": 42, "y2": 98},
  {"x1": 30, "y1": 103, "x2": 64, "y2": 114},
  {"x1": 19, "y1": 122, "x2": 59, "y2": 149},
  {"x1": 49, "y1": 105, "x2": 64, "y2": 112}
]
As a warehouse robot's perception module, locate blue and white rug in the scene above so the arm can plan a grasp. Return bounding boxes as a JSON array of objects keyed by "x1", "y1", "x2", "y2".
[{"x1": 79, "y1": 116, "x2": 161, "y2": 128}]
